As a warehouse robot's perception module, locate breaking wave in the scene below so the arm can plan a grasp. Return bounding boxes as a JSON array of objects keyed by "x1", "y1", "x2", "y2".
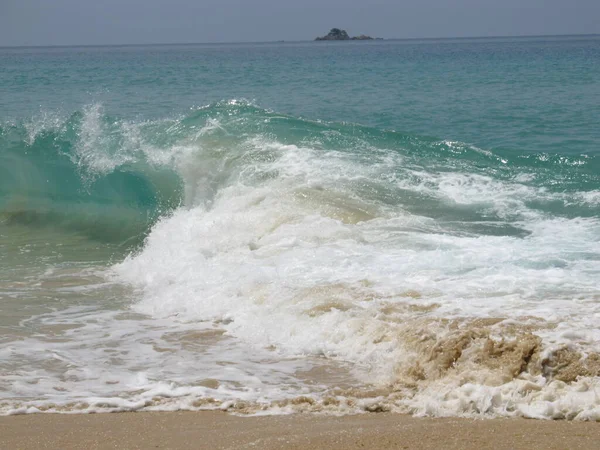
[{"x1": 2, "y1": 100, "x2": 600, "y2": 419}]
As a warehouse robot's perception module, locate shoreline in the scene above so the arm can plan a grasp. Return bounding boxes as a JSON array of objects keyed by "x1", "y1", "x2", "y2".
[{"x1": 1, "y1": 411, "x2": 599, "y2": 449}]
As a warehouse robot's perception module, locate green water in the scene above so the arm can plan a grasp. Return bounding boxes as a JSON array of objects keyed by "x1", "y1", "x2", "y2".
[{"x1": 0, "y1": 36, "x2": 599, "y2": 418}]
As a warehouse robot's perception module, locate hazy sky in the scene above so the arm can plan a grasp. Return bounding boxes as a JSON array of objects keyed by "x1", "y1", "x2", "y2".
[{"x1": 1, "y1": 0, "x2": 599, "y2": 46}]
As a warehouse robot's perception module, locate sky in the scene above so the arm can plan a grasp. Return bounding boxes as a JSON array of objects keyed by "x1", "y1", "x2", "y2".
[{"x1": 1, "y1": 0, "x2": 599, "y2": 46}]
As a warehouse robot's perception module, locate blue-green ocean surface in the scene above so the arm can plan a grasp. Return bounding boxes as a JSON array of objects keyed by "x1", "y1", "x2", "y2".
[{"x1": 0, "y1": 36, "x2": 599, "y2": 418}]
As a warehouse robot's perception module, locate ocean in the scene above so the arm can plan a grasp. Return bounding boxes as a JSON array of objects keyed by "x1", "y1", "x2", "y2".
[{"x1": 0, "y1": 35, "x2": 599, "y2": 419}]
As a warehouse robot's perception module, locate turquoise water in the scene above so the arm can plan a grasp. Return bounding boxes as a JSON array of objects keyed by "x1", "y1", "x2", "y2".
[
  {"x1": 1, "y1": 36, "x2": 599, "y2": 418},
  {"x1": 2, "y1": 36, "x2": 599, "y2": 152}
]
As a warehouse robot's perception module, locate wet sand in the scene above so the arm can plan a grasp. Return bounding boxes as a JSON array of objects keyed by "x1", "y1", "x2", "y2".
[{"x1": 1, "y1": 411, "x2": 599, "y2": 450}]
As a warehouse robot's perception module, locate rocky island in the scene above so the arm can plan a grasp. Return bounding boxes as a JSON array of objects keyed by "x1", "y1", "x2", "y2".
[{"x1": 315, "y1": 28, "x2": 378, "y2": 41}]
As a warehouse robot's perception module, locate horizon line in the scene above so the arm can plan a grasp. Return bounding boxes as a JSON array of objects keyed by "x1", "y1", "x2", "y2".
[{"x1": 1, "y1": 32, "x2": 598, "y2": 50}]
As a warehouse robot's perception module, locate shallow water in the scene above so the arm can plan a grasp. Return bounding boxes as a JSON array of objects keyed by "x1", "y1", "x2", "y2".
[{"x1": 1, "y1": 36, "x2": 599, "y2": 419}]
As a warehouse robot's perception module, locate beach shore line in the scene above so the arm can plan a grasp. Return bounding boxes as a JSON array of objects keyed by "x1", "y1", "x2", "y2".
[{"x1": 1, "y1": 411, "x2": 599, "y2": 449}]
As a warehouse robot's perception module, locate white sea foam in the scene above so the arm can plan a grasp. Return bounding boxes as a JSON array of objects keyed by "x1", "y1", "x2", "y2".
[{"x1": 109, "y1": 134, "x2": 600, "y2": 418}]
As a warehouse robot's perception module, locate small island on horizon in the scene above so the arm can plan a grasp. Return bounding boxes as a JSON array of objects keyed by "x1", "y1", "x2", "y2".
[{"x1": 315, "y1": 28, "x2": 383, "y2": 41}]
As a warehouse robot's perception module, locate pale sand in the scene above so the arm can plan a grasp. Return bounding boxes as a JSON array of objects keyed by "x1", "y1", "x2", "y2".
[{"x1": 1, "y1": 412, "x2": 599, "y2": 450}]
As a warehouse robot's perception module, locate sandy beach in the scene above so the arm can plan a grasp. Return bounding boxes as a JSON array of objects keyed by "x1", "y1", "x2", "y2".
[{"x1": 1, "y1": 412, "x2": 599, "y2": 450}]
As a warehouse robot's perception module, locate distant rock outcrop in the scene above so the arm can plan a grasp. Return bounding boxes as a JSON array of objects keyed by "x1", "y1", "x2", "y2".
[
  {"x1": 315, "y1": 28, "x2": 377, "y2": 41},
  {"x1": 315, "y1": 28, "x2": 350, "y2": 41}
]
